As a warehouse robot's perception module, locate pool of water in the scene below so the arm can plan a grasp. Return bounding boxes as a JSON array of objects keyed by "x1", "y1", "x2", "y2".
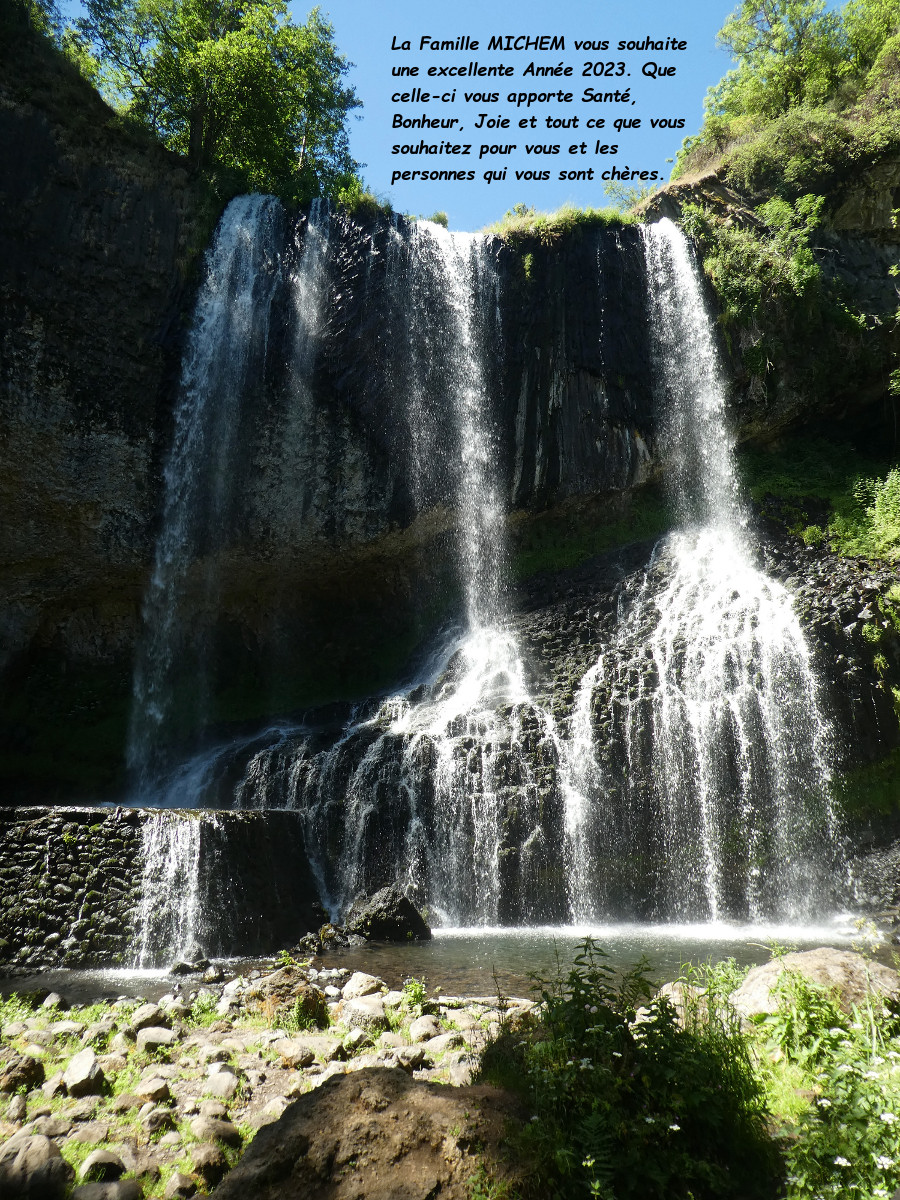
[{"x1": 0, "y1": 917, "x2": 870, "y2": 1005}]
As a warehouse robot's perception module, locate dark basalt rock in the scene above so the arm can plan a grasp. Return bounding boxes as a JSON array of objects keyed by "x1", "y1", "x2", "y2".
[{"x1": 345, "y1": 884, "x2": 433, "y2": 942}]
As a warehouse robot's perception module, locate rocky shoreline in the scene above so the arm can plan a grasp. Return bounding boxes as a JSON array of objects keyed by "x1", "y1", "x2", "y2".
[{"x1": 0, "y1": 953, "x2": 535, "y2": 1199}]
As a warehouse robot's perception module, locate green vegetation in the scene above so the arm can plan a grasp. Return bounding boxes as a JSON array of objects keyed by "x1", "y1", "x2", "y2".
[
  {"x1": 484, "y1": 202, "x2": 634, "y2": 247},
  {"x1": 479, "y1": 941, "x2": 778, "y2": 1200},
  {"x1": 674, "y1": 0, "x2": 900, "y2": 193},
  {"x1": 669, "y1": 0, "x2": 900, "y2": 411},
  {"x1": 480, "y1": 940, "x2": 900, "y2": 1200},
  {"x1": 739, "y1": 437, "x2": 900, "y2": 561},
  {"x1": 4, "y1": 0, "x2": 366, "y2": 206}
]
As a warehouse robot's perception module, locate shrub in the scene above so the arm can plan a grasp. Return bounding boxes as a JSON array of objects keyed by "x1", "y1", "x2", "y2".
[{"x1": 478, "y1": 939, "x2": 778, "y2": 1200}]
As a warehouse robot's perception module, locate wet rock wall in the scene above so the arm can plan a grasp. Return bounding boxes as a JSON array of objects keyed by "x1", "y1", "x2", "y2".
[{"x1": 0, "y1": 807, "x2": 324, "y2": 970}]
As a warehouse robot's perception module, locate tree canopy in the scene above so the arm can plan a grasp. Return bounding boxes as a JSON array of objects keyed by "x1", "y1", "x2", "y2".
[
  {"x1": 707, "y1": 0, "x2": 900, "y2": 121},
  {"x1": 76, "y1": 0, "x2": 361, "y2": 202}
]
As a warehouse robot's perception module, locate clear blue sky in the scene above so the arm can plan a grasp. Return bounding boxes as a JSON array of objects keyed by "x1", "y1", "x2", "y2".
[
  {"x1": 291, "y1": 0, "x2": 738, "y2": 229},
  {"x1": 59, "y1": 0, "x2": 742, "y2": 231}
]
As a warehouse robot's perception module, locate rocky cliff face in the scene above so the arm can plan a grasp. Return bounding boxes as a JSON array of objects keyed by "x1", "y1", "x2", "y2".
[{"x1": 0, "y1": 30, "x2": 215, "y2": 794}]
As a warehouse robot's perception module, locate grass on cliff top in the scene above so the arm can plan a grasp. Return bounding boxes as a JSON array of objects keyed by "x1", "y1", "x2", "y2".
[{"x1": 483, "y1": 201, "x2": 635, "y2": 246}]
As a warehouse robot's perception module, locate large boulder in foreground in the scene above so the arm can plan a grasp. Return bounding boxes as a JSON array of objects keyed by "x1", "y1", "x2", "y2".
[
  {"x1": 345, "y1": 885, "x2": 432, "y2": 942},
  {"x1": 209, "y1": 1067, "x2": 524, "y2": 1200},
  {"x1": 730, "y1": 948, "x2": 900, "y2": 1020}
]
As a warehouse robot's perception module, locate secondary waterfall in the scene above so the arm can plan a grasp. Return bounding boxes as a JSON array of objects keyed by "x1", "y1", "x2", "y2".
[
  {"x1": 564, "y1": 218, "x2": 840, "y2": 922},
  {"x1": 127, "y1": 194, "x2": 285, "y2": 791}
]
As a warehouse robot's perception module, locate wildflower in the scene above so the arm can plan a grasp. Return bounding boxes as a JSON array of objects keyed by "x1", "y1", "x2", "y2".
[
  {"x1": 873, "y1": 1056, "x2": 886, "y2": 1064},
  {"x1": 530, "y1": 1116, "x2": 539, "y2": 1123},
  {"x1": 834, "y1": 1156, "x2": 851, "y2": 1167},
  {"x1": 851, "y1": 1022, "x2": 864, "y2": 1031},
  {"x1": 817, "y1": 1098, "x2": 832, "y2": 1108},
  {"x1": 669, "y1": 1124, "x2": 680, "y2": 1132},
  {"x1": 644, "y1": 1117, "x2": 655, "y2": 1124},
  {"x1": 590, "y1": 1005, "x2": 599, "y2": 1013},
  {"x1": 612, "y1": 1052, "x2": 622, "y2": 1058},
  {"x1": 841, "y1": 1039, "x2": 854, "y2": 1048},
  {"x1": 579, "y1": 1058, "x2": 593, "y2": 1070},
  {"x1": 875, "y1": 1155, "x2": 894, "y2": 1169},
  {"x1": 874, "y1": 1190, "x2": 889, "y2": 1198},
  {"x1": 865, "y1": 1070, "x2": 881, "y2": 1079},
  {"x1": 880, "y1": 1112, "x2": 897, "y2": 1125}
]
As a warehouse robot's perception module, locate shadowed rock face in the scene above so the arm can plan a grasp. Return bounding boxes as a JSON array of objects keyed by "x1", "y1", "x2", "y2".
[{"x1": 208, "y1": 1067, "x2": 527, "y2": 1200}]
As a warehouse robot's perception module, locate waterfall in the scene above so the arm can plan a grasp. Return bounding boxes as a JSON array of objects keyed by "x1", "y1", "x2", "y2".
[
  {"x1": 565, "y1": 218, "x2": 840, "y2": 922},
  {"x1": 127, "y1": 194, "x2": 285, "y2": 792},
  {"x1": 228, "y1": 222, "x2": 564, "y2": 926},
  {"x1": 133, "y1": 812, "x2": 210, "y2": 968}
]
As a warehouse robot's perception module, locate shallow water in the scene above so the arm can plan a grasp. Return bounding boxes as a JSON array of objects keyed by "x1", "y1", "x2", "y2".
[{"x1": 0, "y1": 919, "x2": 869, "y2": 1005}]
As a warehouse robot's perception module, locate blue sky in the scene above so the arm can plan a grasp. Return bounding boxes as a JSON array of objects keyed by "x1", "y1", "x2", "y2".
[
  {"x1": 59, "y1": 0, "x2": 743, "y2": 230},
  {"x1": 290, "y1": 0, "x2": 739, "y2": 229}
]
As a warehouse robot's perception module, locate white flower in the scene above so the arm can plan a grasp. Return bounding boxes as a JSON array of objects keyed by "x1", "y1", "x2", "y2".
[
  {"x1": 644, "y1": 1117, "x2": 655, "y2": 1124},
  {"x1": 817, "y1": 1098, "x2": 832, "y2": 1108},
  {"x1": 873, "y1": 1056, "x2": 886, "y2": 1065},
  {"x1": 590, "y1": 1005, "x2": 599, "y2": 1013},
  {"x1": 612, "y1": 1051, "x2": 622, "y2": 1058},
  {"x1": 834, "y1": 1156, "x2": 851, "y2": 1167},
  {"x1": 874, "y1": 1190, "x2": 889, "y2": 1198},
  {"x1": 875, "y1": 1155, "x2": 894, "y2": 1169},
  {"x1": 669, "y1": 1124, "x2": 680, "y2": 1132},
  {"x1": 851, "y1": 1022, "x2": 864, "y2": 1031},
  {"x1": 841, "y1": 1039, "x2": 854, "y2": 1048},
  {"x1": 880, "y1": 1112, "x2": 898, "y2": 1125},
  {"x1": 579, "y1": 1058, "x2": 593, "y2": 1070},
  {"x1": 865, "y1": 1070, "x2": 881, "y2": 1079}
]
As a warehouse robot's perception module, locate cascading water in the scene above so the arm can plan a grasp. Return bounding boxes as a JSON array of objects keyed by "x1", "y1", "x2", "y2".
[
  {"x1": 231, "y1": 222, "x2": 563, "y2": 926},
  {"x1": 564, "y1": 217, "x2": 840, "y2": 923},
  {"x1": 127, "y1": 194, "x2": 285, "y2": 793},
  {"x1": 133, "y1": 812, "x2": 209, "y2": 967}
]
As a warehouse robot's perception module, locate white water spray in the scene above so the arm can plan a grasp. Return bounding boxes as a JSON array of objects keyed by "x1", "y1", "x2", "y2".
[{"x1": 565, "y1": 218, "x2": 839, "y2": 922}]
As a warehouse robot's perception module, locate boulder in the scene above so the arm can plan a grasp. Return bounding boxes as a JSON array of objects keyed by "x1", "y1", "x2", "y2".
[
  {"x1": 163, "y1": 1173, "x2": 197, "y2": 1199},
  {"x1": 730, "y1": 948, "x2": 900, "y2": 1021},
  {"x1": 129, "y1": 1005, "x2": 169, "y2": 1032},
  {"x1": 190, "y1": 1144, "x2": 228, "y2": 1185},
  {"x1": 79, "y1": 1150, "x2": 126, "y2": 1182},
  {"x1": 71, "y1": 1184, "x2": 143, "y2": 1200},
  {"x1": 63, "y1": 1049, "x2": 105, "y2": 1097},
  {"x1": 272, "y1": 1038, "x2": 315, "y2": 1069},
  {"x1": 0, "y1": 1053, "x2": 45, "y2": 1093},
  {"x1": 190, "y1": 1116, "x2": 242, "y2": 1146},
  {"x1": 0, "y1": 1131, "x2": 75, "y2": 1198},
  {"x1": 205, "y1": 1072, "x2": 239, "y2": 1101},
  {"x1": 135, "y1": 1077, "x2": 170, "y2": 1104},
  {"x1": 408, "y1": 1015, "x2": 442, "y2": 1043},
  {"x1": 206, "y1": 1067, "x2": 527, "y2": 1200},
  {"x1": 341, "y1": 995, "x2": 389, "y2": 1034},
  {"x1": 341, "y1": 972, "x2": 382, "y2": 1000},
  {"x1": 136, "y1": 1027, "x2": 176, "y2": 1053},
  {"x1": 243, "y1": 967, "x2": 328, "y2": 1028},
  {"x1": 345, "y1": 884, "x2": 432, "y2": 942}
]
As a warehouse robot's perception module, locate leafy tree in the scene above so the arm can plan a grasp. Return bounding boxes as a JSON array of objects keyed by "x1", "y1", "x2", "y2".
[
  {"x1": 712, "y1": 0, "x2": 847, "y2": 118},
  {"x1": 76, "y1": 0, "x2": 361, "y2": 201}
]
